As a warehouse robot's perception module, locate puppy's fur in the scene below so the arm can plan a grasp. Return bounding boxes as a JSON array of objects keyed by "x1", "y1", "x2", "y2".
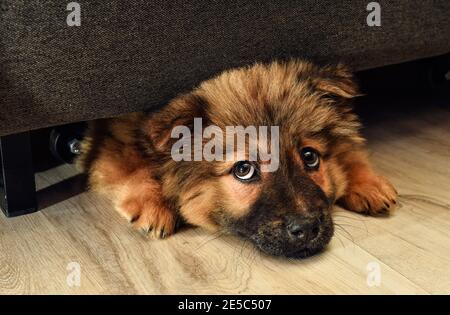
[{"x1": 77, "y1": 60, "x2": 397, "y2": 258}]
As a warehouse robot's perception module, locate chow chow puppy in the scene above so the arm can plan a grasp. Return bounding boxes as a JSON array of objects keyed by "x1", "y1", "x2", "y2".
[{"x1": 77, "y1": 60, "x2": 397, "y2": 258}]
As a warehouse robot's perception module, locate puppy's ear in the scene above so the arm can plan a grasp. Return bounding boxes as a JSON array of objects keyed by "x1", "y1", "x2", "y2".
[
  {"x1": 313, "y1": 63, "x2": 360, "y2": 101},
  {"x1": 142, "y1": 93, "x2": 208, "y2": 152}
]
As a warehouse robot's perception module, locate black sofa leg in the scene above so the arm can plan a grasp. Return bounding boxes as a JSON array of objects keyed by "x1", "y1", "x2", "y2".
[{"x1": 0, "y1": 132, "x2": 37, "y2": 217}]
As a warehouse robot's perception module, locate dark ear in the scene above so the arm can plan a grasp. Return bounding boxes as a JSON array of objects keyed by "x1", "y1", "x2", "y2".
[
  {"x1": 142, "y1": 93, "x2": 209, "y2": 152},
  {"x1": 313, "y1": 63, "x2": 360, "y2": 100}
]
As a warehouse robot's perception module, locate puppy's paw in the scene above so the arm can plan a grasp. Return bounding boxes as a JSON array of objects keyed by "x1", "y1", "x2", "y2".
[
  {"x1": 339, "y1": 174, "x2": 398, "y2": 216},
  {"x1": 119, "y1": 197, "x2": 178, "y2": 239}
]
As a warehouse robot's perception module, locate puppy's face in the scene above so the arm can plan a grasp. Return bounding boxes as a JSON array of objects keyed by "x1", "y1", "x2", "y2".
[
  {"x1": 146, "y1": 61, "x2": 363, "y2": 258},
  {"x1": 214, "y1": 150, "x2": 335, "y2": 258}
]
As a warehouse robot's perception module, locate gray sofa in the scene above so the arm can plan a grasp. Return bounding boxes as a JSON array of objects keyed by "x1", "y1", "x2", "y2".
[
  {"x1": 1, "y1": 1, "x2": 449, "y2": 216},
  {"x1": 1, "y1": 0, "x2": 449, "y2": 136}
]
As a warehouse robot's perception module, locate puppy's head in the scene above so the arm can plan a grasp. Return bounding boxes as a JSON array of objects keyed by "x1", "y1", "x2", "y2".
[{"x1": 144, "y1": 60, "x2": 363, "y2": 258}]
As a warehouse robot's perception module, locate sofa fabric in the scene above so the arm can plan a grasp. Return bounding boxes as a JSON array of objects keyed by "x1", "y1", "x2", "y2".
[{"x1": 1, "y1": 0, "x2": 449, "y2": 136}]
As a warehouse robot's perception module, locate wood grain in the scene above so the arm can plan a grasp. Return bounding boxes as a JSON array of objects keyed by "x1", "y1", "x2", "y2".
[{"x1": 1, "y1": 99, "x2": 449, "y2": 294}]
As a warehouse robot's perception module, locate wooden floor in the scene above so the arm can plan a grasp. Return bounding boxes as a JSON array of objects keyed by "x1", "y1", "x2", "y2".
[{"x1": 1, "y1": 97, "x2": 449, "y2": 294}]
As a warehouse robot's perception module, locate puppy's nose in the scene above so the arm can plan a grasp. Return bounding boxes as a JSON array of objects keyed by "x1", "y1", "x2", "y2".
[{"x1": 287, "y1": 219, "x2": 320, "y2": 241}]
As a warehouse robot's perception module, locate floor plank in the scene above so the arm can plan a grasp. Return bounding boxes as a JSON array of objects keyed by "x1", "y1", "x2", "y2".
[{"x1": 1, "y1": 97, "x2": 449, "y2": 294}]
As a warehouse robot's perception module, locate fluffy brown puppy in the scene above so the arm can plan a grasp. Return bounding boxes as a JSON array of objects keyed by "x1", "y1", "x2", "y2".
[{"x1": 77, "y1": 60, "x2": 397, "y2": 258}]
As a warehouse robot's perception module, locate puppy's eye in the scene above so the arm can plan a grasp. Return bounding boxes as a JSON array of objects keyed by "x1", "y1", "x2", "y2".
[
  {"x1": 233, "y1": 161, "x2": 257, "y2": 181},
  {"x1": 301, "y1": 147, "x2": 320, "y2": 170}
]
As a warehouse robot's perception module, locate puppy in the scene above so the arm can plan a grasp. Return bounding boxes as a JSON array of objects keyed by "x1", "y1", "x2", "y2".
[{"x1": 77, "y1": 60, "x2": 397, "y2": 258}]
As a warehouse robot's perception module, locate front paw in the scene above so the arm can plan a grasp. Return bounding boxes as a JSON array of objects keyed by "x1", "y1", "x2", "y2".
[
  {"x1": 119, "y1": 198, "x2": 178, "y2": 239},
  {"x1": 339, "y1": 175, "x2": 398, "y2": 216}
]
